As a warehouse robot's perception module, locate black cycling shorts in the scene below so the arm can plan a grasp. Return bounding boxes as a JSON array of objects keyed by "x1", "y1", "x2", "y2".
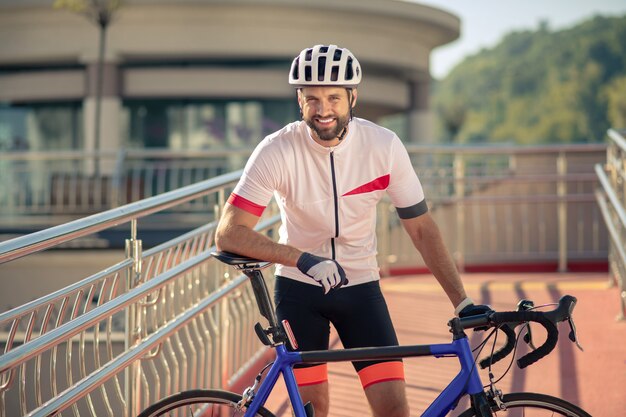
[{"x1": 274, "y1": 276, "x2": 404, "y2": 388}]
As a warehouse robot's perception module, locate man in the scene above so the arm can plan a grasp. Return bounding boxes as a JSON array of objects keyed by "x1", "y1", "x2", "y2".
[{"x1": 215, "y1": 44, "x2": 488, "y2": 417}]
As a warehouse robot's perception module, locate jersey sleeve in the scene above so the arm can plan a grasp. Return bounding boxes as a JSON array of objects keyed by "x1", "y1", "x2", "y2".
[
  {"x1": 228, "y1": 140, "x2": 279, "y2": 217},
  {"x1": 386, "y1": 136, "x2": 428, "y2": 219}
]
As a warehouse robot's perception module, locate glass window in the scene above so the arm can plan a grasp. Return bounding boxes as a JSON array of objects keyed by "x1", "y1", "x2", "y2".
[
  {"x1": 0, "y1": 102, "x2": 83, "y2": 151},
  {"x1": 121, "y1": 99, "x2": 297, "y2": 150}
]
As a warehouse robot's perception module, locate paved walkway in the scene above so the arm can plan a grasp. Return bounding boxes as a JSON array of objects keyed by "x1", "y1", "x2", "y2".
[{"x1": 263, "y1": 272, "x2": 625, "y2": 416}]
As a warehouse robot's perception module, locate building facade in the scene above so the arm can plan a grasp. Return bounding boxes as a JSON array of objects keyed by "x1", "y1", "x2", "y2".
[{"x1": 0, "y1": 0, "x2": 459, "y2": 161}]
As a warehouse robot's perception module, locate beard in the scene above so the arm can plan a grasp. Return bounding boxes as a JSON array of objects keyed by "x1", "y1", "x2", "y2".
[{"x1": 304, "y1": 113, "x2": 350, "y2": 141}]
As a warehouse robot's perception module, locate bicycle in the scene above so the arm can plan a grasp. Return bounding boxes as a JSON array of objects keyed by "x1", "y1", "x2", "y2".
[{"x1": 138, "y1": 251, "x2": 592, "y2": 417}]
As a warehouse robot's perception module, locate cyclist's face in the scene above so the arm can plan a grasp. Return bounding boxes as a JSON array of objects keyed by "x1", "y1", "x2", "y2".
[{"x1": 298, "y1": 87, "x2": 357, "y2": 145}]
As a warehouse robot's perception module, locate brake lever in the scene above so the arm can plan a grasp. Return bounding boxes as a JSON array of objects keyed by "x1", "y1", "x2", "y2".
[
  {"x1": 541, "y1": 295, "x2": 583, "y2": 352},
  {"x1": 522, "y1": 323, "x2": 537, "y2": 350},
  {"x1": 518, "y1": 299, "x2": 537, "y2": 350},
  {"x1": 567, "y1": 317, "x2": 584, "y2": 351}
]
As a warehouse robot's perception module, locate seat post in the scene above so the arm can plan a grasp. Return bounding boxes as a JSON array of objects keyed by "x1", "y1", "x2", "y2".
[
  {"x1": 241, "y1": 267, "x2": 280, "y2": 329},
  {"x1": 211, "y1": 251, "x2": 282, "y2": 336}
]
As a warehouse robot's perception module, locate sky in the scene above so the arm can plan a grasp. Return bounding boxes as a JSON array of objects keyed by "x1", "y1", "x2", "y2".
[{"x1": 414, "y1": 0, "x2": 626, "y2": 79}]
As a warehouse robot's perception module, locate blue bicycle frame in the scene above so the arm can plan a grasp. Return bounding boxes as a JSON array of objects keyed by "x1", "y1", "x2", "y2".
[
  {"x1": 142, "y1": 250, "x2": 583, "y2": 417},
  {"x1": 243, "y1": 336, "x2": 484, "y2": 417},
  {"x1": 209, "y1": 252, "x2": 489, "y2": 417}
]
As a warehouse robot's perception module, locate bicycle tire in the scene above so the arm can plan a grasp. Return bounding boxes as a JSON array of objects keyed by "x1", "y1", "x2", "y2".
[
  {"x1": 457, "y1": 392, "x2": 592, "y2": 417},
  {"x1": 137, "y1": 389, "x2": 276, "y2": 417}
]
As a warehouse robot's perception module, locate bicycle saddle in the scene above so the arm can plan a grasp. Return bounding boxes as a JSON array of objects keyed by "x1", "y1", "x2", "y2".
[{"x1": 212, "y1": 251, "x2": 269, "y2": 267}]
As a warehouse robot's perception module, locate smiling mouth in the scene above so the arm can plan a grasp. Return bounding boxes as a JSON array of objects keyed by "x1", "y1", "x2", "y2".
[{"x1": 315, "y1": 117, "x2": 336, "y2": 126}]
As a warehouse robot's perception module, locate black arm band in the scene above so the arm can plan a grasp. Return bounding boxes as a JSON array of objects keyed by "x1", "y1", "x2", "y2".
[{"x1": 395, "y1": 199, "x2": 428, "y2": 219}]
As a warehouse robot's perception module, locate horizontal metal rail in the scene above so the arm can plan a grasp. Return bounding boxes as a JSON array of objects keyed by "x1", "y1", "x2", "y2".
[
  {"x1": 405, "y1": 142, "x2": 605, "y2": 154},
  {"x1": 595, "y1": 190, "x2": 626, "y2": 274},
  {"x1": 0, "y1": 149, "x2": 253, "y2": 162},
  {"x1": 24, "y1": 269, "x2": 249, "y2": 417},
  {"x1": 0, "y1": 259, "x2": 132, "y2": 326},
  {"x1": 377, "y1": 143, "x2": 607, "y2": 273},
  {"x1": 0, "y1": 170, "x2": 242, "y2": 264},
  {"x1": 0, "y1": 167, "x2": 283, "y2": 417},
  {"x1": 607, "y1": 128, "x2": 626, "y2": 150},
  {"x1": 595, "y1": 165, "x2": 626, "y2": 229},
  {"x1": 0, "y1": 251, "x2": 213, "y2": 374}
]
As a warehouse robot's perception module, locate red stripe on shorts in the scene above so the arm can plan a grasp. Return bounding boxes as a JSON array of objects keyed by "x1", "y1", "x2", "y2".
[{"x1": 357, "y1": 361, "x2": 405, "y2": 389}]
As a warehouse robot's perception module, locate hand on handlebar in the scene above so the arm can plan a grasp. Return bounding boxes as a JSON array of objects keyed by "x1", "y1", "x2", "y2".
[
  {"x1": 456, "y1": 298, "x2": 493, "y2": 330},
  {"x1": 456, "y1": 295, "x2": 579, "y2": 369},
  {"x1": 297, "y1": 252, "x2": 348, "y2": 294}
]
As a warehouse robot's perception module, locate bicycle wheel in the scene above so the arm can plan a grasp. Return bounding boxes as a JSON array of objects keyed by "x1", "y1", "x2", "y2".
[
  {"x1": 457, "y1": 392, "x2": 591, "y2": 417},
  {"x1": 137, "y1": 389, "x2": 276, "y2": 417}
]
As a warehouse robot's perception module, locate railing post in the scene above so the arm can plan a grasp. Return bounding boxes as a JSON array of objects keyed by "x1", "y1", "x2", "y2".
[
  {"x1": 605, "y1": 143, "x2": 618, "y2": 290},
  {"x1": 111, "y1": 149, "x2": 127, "y2": 208},
  {"x1": 454, "y1": 154, "x2": 466, "y2": 272},
  {"x1": 610, "y1": 136, "x2": 626, "y2": 321},
  {"x1": 125, "y1": 219, "x2": 143, "y2": 417},
  {"x1": 557, "y1": 152, "x2": 568, "y2": 272},
  {"x1": 595, "y1": 133, "x2": 626, "y2": 322}
]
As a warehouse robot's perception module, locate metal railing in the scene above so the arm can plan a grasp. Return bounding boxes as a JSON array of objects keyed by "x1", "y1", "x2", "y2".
[
  {"x1": 1, "y1": 144, "x2": 608, "y2": 269},
  {"x1": 0, "y1": 140, "x2": 613, "y2": 416},
  {"x1": 378, "y1": 142, "x2": 607, "y2": 274},
  {"x1": 594, "y1": 128, "x2": 626, "y2": 321},
  {"x1": 0, "y1": 148, "x2": 252, "y2": 222},
  {"x1": 0, "y1": 170, "x2": 281, "y2": 417}
]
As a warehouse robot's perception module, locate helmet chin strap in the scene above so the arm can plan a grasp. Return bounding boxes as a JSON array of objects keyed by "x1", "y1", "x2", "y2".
[
  {"x1": 337, "y1": 126, "x2": 348, "y2": 141},
  {"x1": 337, "y1": 88, "x2": 354, "y2": 142},
  {"x1": 347, "y1": 88, "x2": 355, "y2": 121}
]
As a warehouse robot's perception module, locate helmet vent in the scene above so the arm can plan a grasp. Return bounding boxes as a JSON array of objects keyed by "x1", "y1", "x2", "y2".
[
  {"x1": 318, "y1": 57, "x2": 327, "y2": 81},
  {"x1": 291, "y1": 57, "x2": 300, "y2": 80},
  {"x1": 289, "y1": 45, "x2": 361, "y2": 87},
  {"x1": 345, "y1": 57, "x2": 354, "y2": 80}
]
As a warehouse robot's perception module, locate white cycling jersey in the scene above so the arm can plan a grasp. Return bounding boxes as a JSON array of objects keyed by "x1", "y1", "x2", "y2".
[{"x1": 228, "y1": 117, "x2": 427, "y2": 286}]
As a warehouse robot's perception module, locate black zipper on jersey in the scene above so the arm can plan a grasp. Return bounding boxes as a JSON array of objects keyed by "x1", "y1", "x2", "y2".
[{"x1": 330, "y1": 151, "x2": 339, "y2": 259}]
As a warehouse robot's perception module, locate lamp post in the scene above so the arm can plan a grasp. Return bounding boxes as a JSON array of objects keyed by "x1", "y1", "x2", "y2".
[{"x1": 54, "y1": 0, "x2": 123, "y2": 176}]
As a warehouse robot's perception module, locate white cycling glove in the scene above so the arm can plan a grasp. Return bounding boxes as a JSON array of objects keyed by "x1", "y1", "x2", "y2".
[{"x1": 297, "y1": 252, "x2": 349, "y2": 294}]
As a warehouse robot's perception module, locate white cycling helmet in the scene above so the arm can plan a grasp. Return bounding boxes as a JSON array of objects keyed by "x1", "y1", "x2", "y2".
[{"x1": 289, "y1": 45, "x2": 362, "y2": 88}]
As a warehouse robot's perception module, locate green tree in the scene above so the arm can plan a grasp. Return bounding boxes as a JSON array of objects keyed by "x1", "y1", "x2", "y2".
[
  {"x1": 605, "y1": 75, "x2": 626, "y2": 129},
  {"x1": 433, "y1": 14, "x2": 626, "y2": 144}
]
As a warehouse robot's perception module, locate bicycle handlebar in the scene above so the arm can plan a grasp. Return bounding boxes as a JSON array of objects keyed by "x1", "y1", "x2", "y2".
[
  {"x1": 212, "y1": 251, "x2": 579, "y2": 370},
  {"x1": 478, "y1": 323, "x2": 516, "y2": 369},
  {"x1": 460, "y1": 295, "x2": 577, "y2": 369},
  {"x1": 491, "y1": 309, "x2": 559, "y2": 368}
]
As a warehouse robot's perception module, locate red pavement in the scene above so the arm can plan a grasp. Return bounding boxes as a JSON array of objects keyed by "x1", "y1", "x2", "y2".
[{"x1": 262, "y1": 272, "x2": 625, "y2": 416}]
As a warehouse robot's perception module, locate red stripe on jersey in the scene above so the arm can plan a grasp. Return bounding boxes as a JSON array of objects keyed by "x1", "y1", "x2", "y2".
[
  {"x1": 342, "y1": 174, "x2": 390, "y2": 196},
  {"x1": 227, "y1": 193, "x2": 266, "y2": 217}
]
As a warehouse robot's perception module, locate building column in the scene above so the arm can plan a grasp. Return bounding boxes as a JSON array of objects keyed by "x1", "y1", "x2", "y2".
[
  {"x1": 407, "y1": 77, "x2": 434, "y2": 144},
  {"x1": 83, "y1": 59, "x2": 121, "y2": 175}
]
